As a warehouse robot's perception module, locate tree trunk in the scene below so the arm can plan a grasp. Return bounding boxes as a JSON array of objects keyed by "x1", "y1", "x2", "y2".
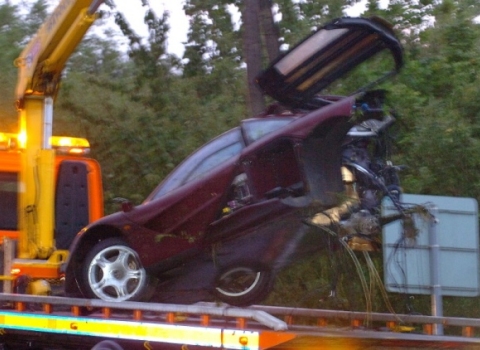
[
  {"x1": 259, "y1": 0, "x2": 280, "y2": 62},
  {"x1": 242, "y1": 0, "x2": 265, "y2": 115}
]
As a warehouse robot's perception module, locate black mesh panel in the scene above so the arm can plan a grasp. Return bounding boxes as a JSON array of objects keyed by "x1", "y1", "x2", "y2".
[
  {"x1": 0, "y1": 172, "x2": 18, "y2": 230},
  {"x1": 55, "y1": 161, "x2": 89, "y2": 250}
]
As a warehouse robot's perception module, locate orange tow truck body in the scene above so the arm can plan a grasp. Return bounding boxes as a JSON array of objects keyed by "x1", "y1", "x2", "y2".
[
  {"x1": 6, "y1": 0, "x2": 103, "y2": 283},
  {"x1": 0, "y1": 133, "x2": 103, "y2": 279}
]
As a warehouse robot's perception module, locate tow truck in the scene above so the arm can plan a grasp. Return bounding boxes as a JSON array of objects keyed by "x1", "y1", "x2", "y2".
[
  {"x1": 2, "y1": 0, "x2": 480, "y2": 349},
  {"x1": 0, "y1": 0, "x2": 104, "y2": 286},
  {"x1": 0, "y1": 133, "x2": 103, "y2": 280}
]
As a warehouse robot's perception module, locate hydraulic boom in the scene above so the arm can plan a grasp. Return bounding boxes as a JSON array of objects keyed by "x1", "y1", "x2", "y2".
[{"x1": 13, "y1": 0, "x2": 104, "y2": 262}]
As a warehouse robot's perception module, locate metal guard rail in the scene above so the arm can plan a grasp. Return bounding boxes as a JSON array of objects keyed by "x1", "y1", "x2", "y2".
[
  {"x1": 3, "y1": 294, "x2": 480, "y2": 338},
  {"x1": 0, "y1": 293, "x2": 288, "y2": 331},
  {"x1": 251, "y1": 304, "x2": 480, "y2": 337}
]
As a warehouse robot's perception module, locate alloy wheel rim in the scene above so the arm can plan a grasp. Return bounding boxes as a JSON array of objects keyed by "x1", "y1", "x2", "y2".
[{"x1": 87, "y1": 245, "x2": 146, "y2": 301}]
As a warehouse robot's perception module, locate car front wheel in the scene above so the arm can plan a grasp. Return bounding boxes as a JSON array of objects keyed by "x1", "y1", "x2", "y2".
[
  {"x1": 83, "y1": 238, "x2": 148, "y2": 302},
  {"x1": 214, "y1": 263, "x2": 274, "y2": 306}
]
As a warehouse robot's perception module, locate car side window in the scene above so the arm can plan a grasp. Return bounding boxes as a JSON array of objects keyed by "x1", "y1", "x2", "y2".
[
  {"x1": 241, "y1": 117, "x2": 296, "y2": 145},
  {"x1": 185, "y1": 142, "x2": 243, "y2": 183},
  {"x1": 149, "y1": 128, "x2": 244, "y2": 200}
]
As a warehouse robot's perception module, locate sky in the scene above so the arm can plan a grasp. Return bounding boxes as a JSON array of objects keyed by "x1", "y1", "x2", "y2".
[
  {"x1": 110, "y1": 0, "x2": 189, "y2": 57},
  {"x1": 111, "y1": 0, "x2": 380, "y2": 58},
  {"x1": 2, "y1": 0, "x2": 190, "y2": 57},
  {"x1": 6, "y1": 0, "x2": 384, "y2": 58}
]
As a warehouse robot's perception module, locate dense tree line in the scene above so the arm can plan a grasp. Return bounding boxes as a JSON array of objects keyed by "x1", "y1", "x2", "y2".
[{"x1": 2, "y1": 0, "x2": 480, "y2": 317}]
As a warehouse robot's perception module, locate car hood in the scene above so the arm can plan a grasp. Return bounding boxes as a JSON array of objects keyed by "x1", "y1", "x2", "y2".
[{"x1": 256, "y1": 16, "x2": 403, "y2": 109}]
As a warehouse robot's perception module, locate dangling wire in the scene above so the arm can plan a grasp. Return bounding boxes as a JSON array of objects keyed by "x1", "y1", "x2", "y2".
[
  {"x1": 364, "y1": 251, "x2": 403, "y2": 323},
  {"x1": 336, "y1": 236, "x2": 372, "y2": 325}
]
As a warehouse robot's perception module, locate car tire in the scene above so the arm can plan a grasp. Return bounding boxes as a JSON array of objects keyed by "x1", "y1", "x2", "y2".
[
  {"x1": 82, "y1": 238, "x2": 148, "y2": 302},
  {"x1": 91, "y1": 340, "x2": 124, "y2": 350},
  {"x1": 213, "y1": 263, "x2": 274, "y2": 306}
]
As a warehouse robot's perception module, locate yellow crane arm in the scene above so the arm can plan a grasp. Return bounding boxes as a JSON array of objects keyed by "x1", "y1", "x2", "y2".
[
  {"x1": 15, "y1": 0, "x2": 104, "y2": 103},
  {"x1": 14, "y1": 0, "x2": 104, "y2": 260}
]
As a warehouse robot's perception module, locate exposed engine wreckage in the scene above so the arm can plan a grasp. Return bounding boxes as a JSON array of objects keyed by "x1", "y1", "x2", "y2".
[{"x1": 303, "y1": 115, "x2": 431, "y2": 253}]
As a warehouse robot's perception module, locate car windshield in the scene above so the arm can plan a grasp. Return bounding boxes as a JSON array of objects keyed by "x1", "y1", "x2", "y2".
[
  {"x1": 147, "y1": 117, "x2": 298, "y2": 201},
  {"x1": 147, "y1": 128, "x2": 245, "y2": 200}
]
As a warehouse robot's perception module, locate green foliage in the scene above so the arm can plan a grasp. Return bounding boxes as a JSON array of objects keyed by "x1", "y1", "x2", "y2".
[
  {"x1": 0, "y1": 1, "x2": 33, "y2": 130},
  {"x1": 183, "y1": 0, "x2": 241, "y2": 77},
  {"x1": 273, "y1": 0, "x2": 359, "y2": 47},
  {"x1": 390, "y1": 3, "x2": 480, "y2": 202}
]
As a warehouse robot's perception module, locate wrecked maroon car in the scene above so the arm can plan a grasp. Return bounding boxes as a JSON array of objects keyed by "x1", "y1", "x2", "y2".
[{"x1": 64, "y1": 16, "x2": 404, "y2": 306}]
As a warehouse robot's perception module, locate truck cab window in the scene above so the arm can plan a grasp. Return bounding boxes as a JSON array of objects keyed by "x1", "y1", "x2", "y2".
[{"x1": 0, "y1": 172, "x2": 18, "y2": 230}]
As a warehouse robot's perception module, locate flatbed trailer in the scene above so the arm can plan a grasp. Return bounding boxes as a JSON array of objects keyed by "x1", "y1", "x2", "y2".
[{"x1": 1, "y1": 293, "x2": 480, "y2": 350}]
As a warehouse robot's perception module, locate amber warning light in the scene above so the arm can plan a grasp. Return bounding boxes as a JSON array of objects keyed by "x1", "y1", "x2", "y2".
[
  {"x1": 0, "y1": 132, "x2": 18, "y2": 150},
  {"x1": 50, "y1": 136, "x2": 90, "y2": 155},
  {"x1": 0, "y1": 133, "x2": 91, "y2": 155}
]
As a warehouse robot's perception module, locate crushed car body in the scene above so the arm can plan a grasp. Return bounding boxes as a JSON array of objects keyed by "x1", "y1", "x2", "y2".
[{"x1": 64, "y1": 16, "x2": 407, "y2": 306}]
